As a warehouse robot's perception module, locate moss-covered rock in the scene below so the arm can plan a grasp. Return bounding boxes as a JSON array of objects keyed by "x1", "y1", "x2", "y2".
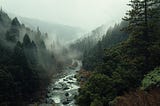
[{"x1": 141, "y1": 67, "x2": 160, "y2": 90}]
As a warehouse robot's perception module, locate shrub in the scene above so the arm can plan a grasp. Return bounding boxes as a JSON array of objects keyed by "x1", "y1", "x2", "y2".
[{"x1": 142, "y1": 67, "x2": 160, "y2": 90}]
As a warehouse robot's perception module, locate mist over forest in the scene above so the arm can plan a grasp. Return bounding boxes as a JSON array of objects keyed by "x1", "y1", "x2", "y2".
[{"x1": 0, "y1": 0, "x2": 160, "y2": 106}]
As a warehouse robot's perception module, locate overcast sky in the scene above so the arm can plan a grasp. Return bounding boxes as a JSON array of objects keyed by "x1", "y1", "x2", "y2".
[{"x1": 0, "y1": 0, "x2": 130, "y2": 30}]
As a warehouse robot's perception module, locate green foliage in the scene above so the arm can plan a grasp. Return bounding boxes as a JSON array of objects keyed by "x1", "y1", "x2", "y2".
[
  {"x1": 148, "y1": 42, "x2": 160, "y2": 69},
  {"x1": 82, "y1": 21, "x2": 128, "y2": 71},
  {"x1": 5, "y1": 17, "x2": 20, "y2": 42},
  {"x1": 23, "y1": 34, "x2": 38, "y2": 66},
  {"x1": 70, "y1": 25, "x2": 106, "y2": 55},
  {"x1": 13, "y1": 41, "x2": 28, "y2": 67},
  {"x1": 23, "y1": 34, "x2": 31, "y2": 47},
  {"x1": 142, "y1": 67, "x2": 160, "y2": 90},
  {"x1": 11, "y1": 17, "x2": 21, "y2": 26},
  {"x1": 76, "y1": 73, "x2": 117, "y2": 106},
  {"x1": 90, "y1": 98, "x2": 103, "y2": 106},
  {"x1": 0, "y1": 11, "x2": 59, "y2": 105},
  {"x1": 77, "y1": 0, "x2": 160, "y2": 106},
  {"x1": 0, "y1": 67, "x2": 15, "y2": 102},
  {"x1": 6, "y1": 40, "x2": 40, "y2": 98}
]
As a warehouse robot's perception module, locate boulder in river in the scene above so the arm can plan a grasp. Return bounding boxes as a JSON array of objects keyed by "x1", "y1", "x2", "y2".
[
  {"x1": 53, "y1": 84, "x2": 62, "y2": 90},
  {"x1": 63, "y1": 86, "x2": 70, "y2": 90},
  {"x1": 62, "y1": 101, "x2": 70, "y2": 105}
]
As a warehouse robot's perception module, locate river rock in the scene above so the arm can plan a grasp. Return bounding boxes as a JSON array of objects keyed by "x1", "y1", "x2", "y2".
[
  {"x1": 53, "y1": 84, "x2": 62, "y2": 90},
  {"x1": 63, "y1": 86, "x2": 70, "y2": 90},
  {"x1": 62, "y1": 101, "x2": 70, "y2": 105}
]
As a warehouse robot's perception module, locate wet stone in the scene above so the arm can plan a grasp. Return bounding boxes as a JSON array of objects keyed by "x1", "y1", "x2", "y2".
[{"x1": 45, "y1": 60, "x2": 82, "y2": 106}]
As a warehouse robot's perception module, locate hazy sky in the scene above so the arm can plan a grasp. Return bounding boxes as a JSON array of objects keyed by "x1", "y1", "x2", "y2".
[{"x1": 0, "y1": 0, "x2": 130, "y2": 30}]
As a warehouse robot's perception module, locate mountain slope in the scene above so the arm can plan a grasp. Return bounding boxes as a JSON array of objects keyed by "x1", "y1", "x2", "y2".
[{"x1": 16, "y1": 16, "x2": 84, "y2": 42}]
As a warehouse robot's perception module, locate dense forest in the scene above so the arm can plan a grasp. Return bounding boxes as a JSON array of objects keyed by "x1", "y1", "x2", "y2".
[
  {"x1": 73, "y1": 0, "x2": 160, "y2": 106},
  {"x1": 0, "y1": 0, "x2": 160, "y2": 106},
  {"x1": 0, "y1": 9, "x2": 72, "y2": 105},
  {"x1": 70, "y1": 24, "x2": 107, "y2": 55}
]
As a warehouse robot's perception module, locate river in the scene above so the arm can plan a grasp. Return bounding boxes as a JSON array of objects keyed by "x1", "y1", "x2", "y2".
[{"x1": 45, "y1": 60, "x2": 82, "y2": 106}]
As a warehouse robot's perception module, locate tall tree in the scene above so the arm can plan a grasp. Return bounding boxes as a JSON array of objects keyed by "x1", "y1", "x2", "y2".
[
  {"x1": 123, "y1": 0, "x2": 160, "y2": 73},
  {"x1": 124, "y1": 0, "x2": 160, "y2": 40},
  {"x1": 5, "y1": 17, "x2": 21, "y2": 43}
]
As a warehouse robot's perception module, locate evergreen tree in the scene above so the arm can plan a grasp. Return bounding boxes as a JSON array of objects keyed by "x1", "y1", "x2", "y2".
[
  {"x1": 77, "y1": 1, "x2": 160, "y2": 105},
  {"x1": 5, "y1": 17, "x2": 21, "y2": 43},
  {"x1": 23, "y1": 34, "x2": 31, "y2": 48},
  {"x1": 23, "y1": 34, "x2": 38, "y2": 66},
  {"x1": 123, "y1": 0, "x2": 160, "y2": 73},
  {"x1": 124, "y1": 0, "x2": 160, "y2": 43},
  {"x1": 0, "y1": 67, "x2": 15, "y2": 103},
  {"x1": 13, "y1": 41, "x2": 28, "y2": 67},
  {"x1": 11, "y1": 17, "x2": 21, "y2": 27}
]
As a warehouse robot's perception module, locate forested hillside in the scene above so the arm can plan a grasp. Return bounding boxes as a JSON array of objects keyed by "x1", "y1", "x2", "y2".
[
  {"x1": 0, "y1": 0, "x2": 160, "y2": 106},
  {"x1": 16, "y1": 16, "x2": 83, "y2": 42},
  {"x1": 70, "y1": 24, "x2": 107, "y2": 56},
  {"x1": 0, "y1": 10, "x2": 68, "y2": 105},
  {"x1": 75, "y1": 0, "x2": 160, "y2": 106},
  {"x1": 82, "y1": 21, "x2": 128, "y2": 71}
]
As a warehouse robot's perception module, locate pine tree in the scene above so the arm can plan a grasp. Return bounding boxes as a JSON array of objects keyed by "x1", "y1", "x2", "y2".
[
  {"x1": 5, "y1": 17, "x2": 21, "y2": 42},
  {"x1": 23, "y1": 34, "x2": 31, "y2": 48},
  {"x1": 123, "y1": 0, "x2": 143, "y2": 35},
  {"x1": 124, "y1": 0, "x2": 160, "y2": 40},
  {"x1": 123, "y1": 0, "x2": 160, "y2": 73},
  {"x1": 11, "y1": 17, "x2": 21, "y2": 27},
  {"x1": 13, "y1": 41, "x2": 28, "y2": 68},
  {"x1": 23, "y1": 34, "x2": 38, "y2": 66}
]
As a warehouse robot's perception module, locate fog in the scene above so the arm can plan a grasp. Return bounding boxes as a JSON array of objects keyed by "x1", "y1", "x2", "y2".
[
  {"x1": 0, "y1": 0, "x2": 131, "y2": 72},
  {"x1": 0, "y1": 0, "x2": 129, "y2": 30}
]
